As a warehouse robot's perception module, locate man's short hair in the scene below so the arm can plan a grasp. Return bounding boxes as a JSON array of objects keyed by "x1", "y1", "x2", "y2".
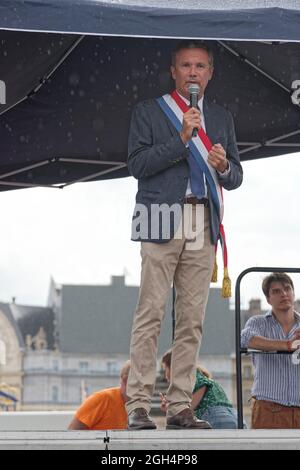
[
  {"x1": 120, "y1": 360, "x2": 130, "y2": 380},
  {"x1": 262, "y1": 273, "x2": 294, "y2": 298},
  {"x1": 171, "y1": 40, "x2": 214, "y2": 67}
]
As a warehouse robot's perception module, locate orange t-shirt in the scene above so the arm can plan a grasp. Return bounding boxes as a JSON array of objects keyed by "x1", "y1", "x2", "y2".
[{"x1": 75, "y1": 387, "x2": 127, "y2": 430}]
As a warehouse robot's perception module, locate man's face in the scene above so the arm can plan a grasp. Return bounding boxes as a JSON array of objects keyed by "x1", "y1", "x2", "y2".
[
  {"x1": 267, "y1": 281, "x2": 295, "y2": 311},
  {"x1": 171, "y1": 48, "x2": 213, "y2": 100}
]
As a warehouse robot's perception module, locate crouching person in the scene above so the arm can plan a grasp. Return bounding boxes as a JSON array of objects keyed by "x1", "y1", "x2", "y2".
[
  {"x1": 161, "y1": 349, "x2": 240, "y2": 429},
  {"x1": 68, "y1": 360, "x2": 130, "y2": 430}
]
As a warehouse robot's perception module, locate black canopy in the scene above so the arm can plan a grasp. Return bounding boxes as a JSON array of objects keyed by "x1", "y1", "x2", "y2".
[{"x1": 0, "y1": 0, "x2": 299, "y2": 190}]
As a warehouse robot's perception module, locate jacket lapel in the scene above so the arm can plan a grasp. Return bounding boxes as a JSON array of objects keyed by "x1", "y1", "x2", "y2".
[
  {"x1": 155, "y1": 99, "x2": 178, "y2": 137},
  {"x1": 203, "y1": 98, "x2": 216, "y2": 144}
]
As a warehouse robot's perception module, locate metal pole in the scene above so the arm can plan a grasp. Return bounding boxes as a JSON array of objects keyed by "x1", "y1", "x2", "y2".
[{"x1": 235, "y1": 269, "x2": 244, "y2": 429}]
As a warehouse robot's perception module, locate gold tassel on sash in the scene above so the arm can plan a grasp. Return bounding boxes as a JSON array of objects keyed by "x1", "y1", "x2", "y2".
[
  {"x1": 222, "y1": 267, "x2": 232, "y2": 298},
  {"x1": 211, "y1": 255, "x2": 218, "y2": 283}
]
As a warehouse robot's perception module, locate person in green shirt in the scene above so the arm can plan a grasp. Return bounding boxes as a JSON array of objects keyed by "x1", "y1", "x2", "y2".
[{"x1": 161, "y1": 349, "x2": 242, "y2": 429}]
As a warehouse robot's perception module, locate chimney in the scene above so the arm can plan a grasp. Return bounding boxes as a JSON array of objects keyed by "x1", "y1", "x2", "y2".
[
  {"x1": 249, "y1": 299, "x2": 261, "y2": 315},
  {"x1": 111, "y1": 275, "x2": 125, "y2": 287}
]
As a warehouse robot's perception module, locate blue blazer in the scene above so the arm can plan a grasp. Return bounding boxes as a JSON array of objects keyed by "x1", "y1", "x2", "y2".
[{"x1": 127, "y1": 97, "x2": 243, "y2": 244}]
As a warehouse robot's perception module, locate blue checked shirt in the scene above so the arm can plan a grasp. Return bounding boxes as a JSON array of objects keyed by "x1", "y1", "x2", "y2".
[{"x1": 241, "y1": 311, "x2": 300, "y2": 407}]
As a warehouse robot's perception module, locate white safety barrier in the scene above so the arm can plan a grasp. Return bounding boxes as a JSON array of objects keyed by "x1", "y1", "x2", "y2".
[{"x1": 0, "y1": 411, "x2": 74, "y2": 431}]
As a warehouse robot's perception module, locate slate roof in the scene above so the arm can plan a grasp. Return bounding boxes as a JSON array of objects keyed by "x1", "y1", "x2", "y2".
[{"x1": 8, "y1": 303, "x2": 56, "y2": 350}]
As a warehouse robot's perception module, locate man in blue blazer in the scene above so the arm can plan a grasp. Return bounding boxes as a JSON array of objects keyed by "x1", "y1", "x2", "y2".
[{"x1": 126, "y1": 41, "x2": 243, "y2": 430}]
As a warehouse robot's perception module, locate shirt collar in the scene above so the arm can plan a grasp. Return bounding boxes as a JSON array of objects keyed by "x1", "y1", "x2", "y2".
[
  {"x1": 265, "y1": 309, "x2": 300, "y2": 324},
  {"x1": 177, "y1": 91, "x2": 204, "y2": 113}
]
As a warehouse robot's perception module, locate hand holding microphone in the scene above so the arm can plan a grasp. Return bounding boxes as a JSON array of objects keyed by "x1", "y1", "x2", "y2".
[
  {"x1": 179, "y1": 84, "x2": 201, "y2": 145},
  {"x1": 189, "y1": 83, "x2": 200, "y2": 137}
]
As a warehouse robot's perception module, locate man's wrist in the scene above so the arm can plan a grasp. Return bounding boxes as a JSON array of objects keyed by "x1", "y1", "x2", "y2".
[
  {"x1": 221, "y1": 160, "x2": 229, "y2": 173},
  {"x1": 218, "y1": 160, "x2": 230, "y2": 175},
  {"x1": 180, "y1": 132, "x2": 189, "y2": 146},
  {"x1": 287, "y1": 340, "x2": 293, "y2": 352}
]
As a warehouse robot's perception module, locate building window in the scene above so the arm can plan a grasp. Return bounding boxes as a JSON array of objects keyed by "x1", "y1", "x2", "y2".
[
  {"x1": 79, "y1": 362, "x2": 89, "y2": 372},
  {"x1": 53, "y1": 360, "x2": 59, "y2": 371},
  {"x1": 106, "y1": 362, "x2": 117, "y2": 374},
  {"x1": 80, "y1": 380, "x2": 89, "y2": 401},
  {"x1": 52, "y1": 386, "x2": 59, "y2": 403}
]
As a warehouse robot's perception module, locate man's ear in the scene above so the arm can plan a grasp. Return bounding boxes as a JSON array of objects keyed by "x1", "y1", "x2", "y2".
[
  {"x1": 170, "y1": 65, "x2": 176, "y2": 81},
  {"x1": 266, "y1": 296, "x2": 271, "y2": 306},
  {"x1": 208, "y1": 66, "x2": 214, "y2": 81}
]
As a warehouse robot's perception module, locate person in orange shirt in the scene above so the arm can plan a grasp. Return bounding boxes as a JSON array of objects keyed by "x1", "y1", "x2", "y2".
[{"x1": 68, "y1": 360, "x2": 130, "y2": 430}]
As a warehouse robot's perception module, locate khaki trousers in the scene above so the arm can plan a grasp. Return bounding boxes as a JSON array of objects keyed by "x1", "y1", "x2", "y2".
[
  {"x1": 252, "y1": 399, "x2": 300, "y2": 429},
  {"x1": 126, "y1": 205, "x2": 215, "y2": 417}
]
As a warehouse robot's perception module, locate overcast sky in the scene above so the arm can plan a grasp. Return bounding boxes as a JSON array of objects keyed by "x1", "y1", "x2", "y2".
[{"x1": 1, "y1": 151, "x2": 300, "y2": 311}]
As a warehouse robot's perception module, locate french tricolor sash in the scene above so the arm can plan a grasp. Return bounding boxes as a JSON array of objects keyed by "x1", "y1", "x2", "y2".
[{"x1": 156, "y1": 90, "x2": 231, "y2": 298}]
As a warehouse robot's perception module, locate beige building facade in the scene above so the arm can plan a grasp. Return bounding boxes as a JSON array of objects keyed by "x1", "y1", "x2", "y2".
[{"x1": 0, "y1": 304, "x2": 24, "y2": 410}]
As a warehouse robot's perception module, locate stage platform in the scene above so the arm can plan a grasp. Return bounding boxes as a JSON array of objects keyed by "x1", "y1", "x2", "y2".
[{"x1": 0, "y1": 429, "x2": 300, "y2": 450}]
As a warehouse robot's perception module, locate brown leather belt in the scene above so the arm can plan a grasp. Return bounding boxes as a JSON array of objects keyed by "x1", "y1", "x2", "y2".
[{"x1": 184, "y1": 196, "x2": 209, "y2": 206}]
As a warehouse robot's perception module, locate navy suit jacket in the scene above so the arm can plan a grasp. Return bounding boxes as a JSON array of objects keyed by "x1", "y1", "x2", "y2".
[{"x1": 127, "y1": 96, "x2": 243, "y2": 244}]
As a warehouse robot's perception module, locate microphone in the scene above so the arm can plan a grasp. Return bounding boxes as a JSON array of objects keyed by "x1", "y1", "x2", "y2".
[{"x1": 188, "y1": 83, "x2": 200, "y2": 137}]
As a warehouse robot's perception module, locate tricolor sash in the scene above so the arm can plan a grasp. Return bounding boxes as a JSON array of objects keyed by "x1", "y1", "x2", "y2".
[{"x1": 156, "y1": 91, "x2": 231, "y2": 297}]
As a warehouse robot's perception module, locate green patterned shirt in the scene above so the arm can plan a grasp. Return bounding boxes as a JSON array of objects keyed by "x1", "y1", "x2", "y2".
[{"x1": 193, "y1": 369, "x2": 233, "y2": 419}]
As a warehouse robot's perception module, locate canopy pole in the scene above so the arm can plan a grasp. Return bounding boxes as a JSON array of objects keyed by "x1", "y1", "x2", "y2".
[
  {"x1": 0, "y1": 159, "x2": 126, "y2": 190},
  {"x1": 29, "y1": 35, "x2": 85, "y2": 96},
  {"x1": 218, "y1": 40, "x2": 291, "y2": 94},
  {"x1": 238, "y1": 129, "x2": 300, "y2": 155},
  {"x1": 0, "y1": 181, "x2": 59, "y2": 189},
  {"x1": 0, "y1": 161, "x2": 50, "y2": 180},
  {"x1": 266, "y1": 129, "x2": 300, "y2": 144},
  {"x1": 58, "y1": 158, "x2": 125, "y2": 166},
  {"x1": 0, "y1": 35, "x2": 85, "y2": 117},
  {"x1": 61, "y1": 163, "x2": 127, "y2": 187}
]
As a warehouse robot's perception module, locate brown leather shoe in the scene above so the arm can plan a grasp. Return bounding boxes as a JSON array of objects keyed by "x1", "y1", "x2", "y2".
[
  {"x1": 128, "y1": 408, "x2": 157, "y2": 430},
  {"x1": 166, "y1": 408, "x2": 212, "y2": 430}
]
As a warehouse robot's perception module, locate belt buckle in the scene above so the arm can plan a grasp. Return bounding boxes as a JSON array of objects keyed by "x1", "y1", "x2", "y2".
[
  {"x1": 184, "y1": 196, "x2": 196, "y2": 205},
  {"x1": 185, "y1": 196, "x2": 208, "y2": 206}
]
